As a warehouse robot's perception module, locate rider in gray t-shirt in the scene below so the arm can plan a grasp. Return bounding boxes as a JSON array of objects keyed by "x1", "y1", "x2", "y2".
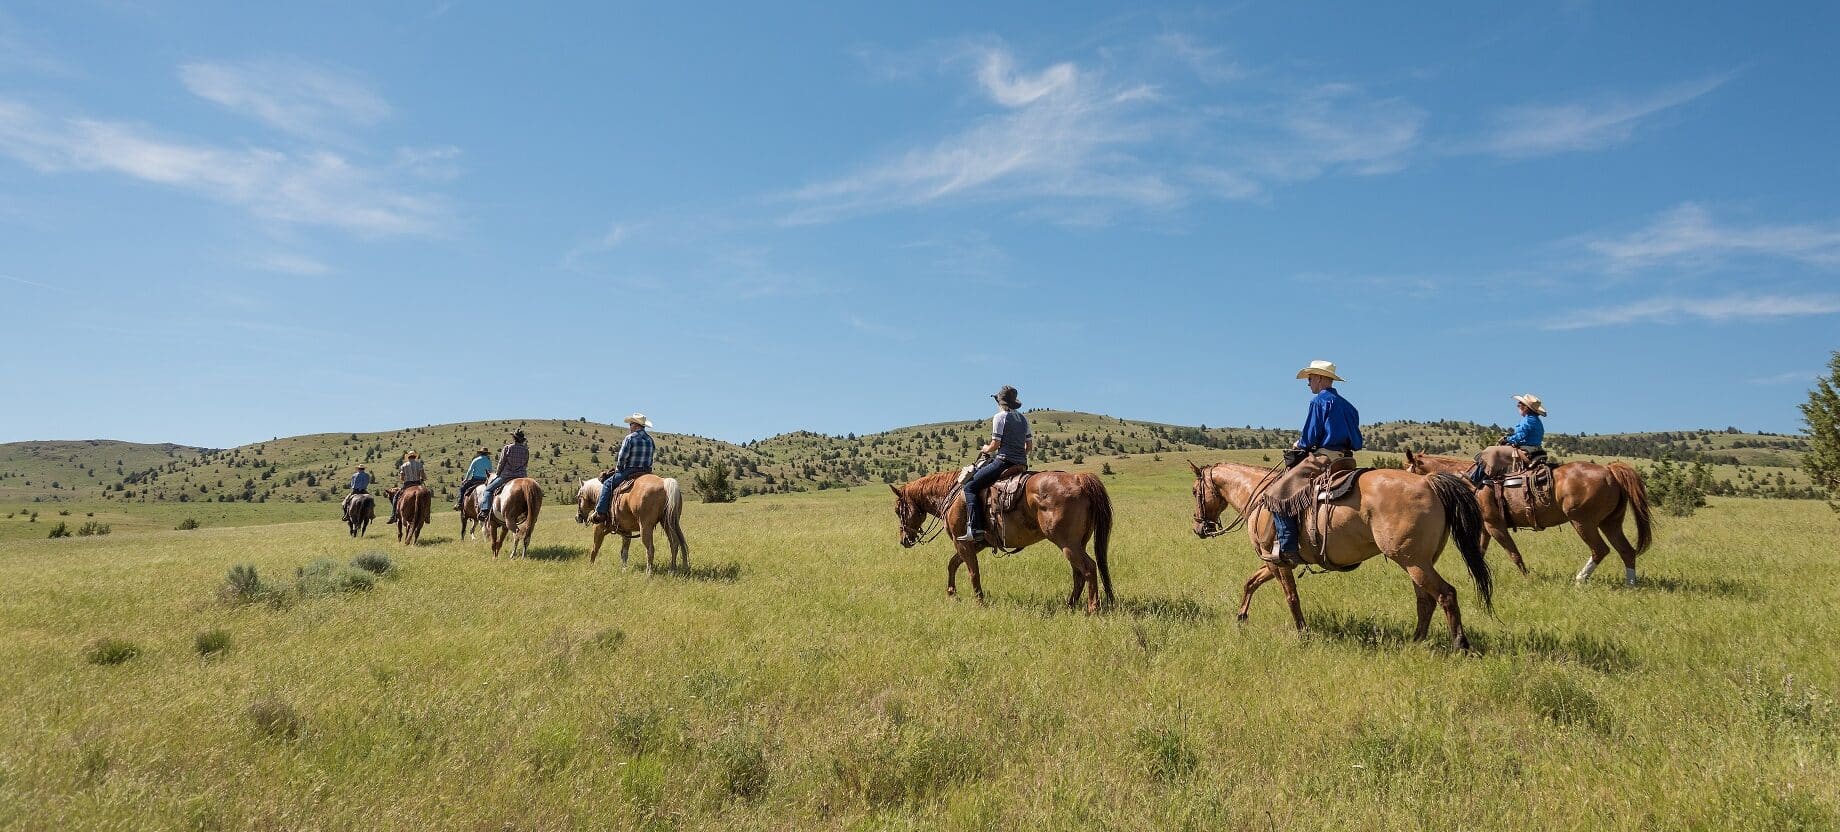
[{"x1": 958, "y1": 385, "x2": 1034, "y2": 542}]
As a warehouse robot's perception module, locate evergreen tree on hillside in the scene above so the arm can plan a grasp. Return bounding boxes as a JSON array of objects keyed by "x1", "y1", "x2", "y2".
[{"x1": 1800, "y1": 350, "x2": 1840, "y2": 511}]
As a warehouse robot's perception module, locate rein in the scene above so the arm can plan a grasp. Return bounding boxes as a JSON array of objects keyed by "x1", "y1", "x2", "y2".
[{"x1": 1197, "y1": 462, "x2": 1284, "y2": 538}]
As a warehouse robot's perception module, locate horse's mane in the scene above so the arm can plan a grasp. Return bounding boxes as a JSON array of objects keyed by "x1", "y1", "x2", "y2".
[{"x1": 904, "y1": 470, "x2": 960, "y2": 497}]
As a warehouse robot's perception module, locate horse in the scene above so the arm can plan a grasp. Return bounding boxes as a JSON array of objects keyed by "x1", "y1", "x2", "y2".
[
  {"x1": 459, "y1": 484, "x2": 485, "y2": 540},
  {"x1": 575, "y1": 475, "x2": 689, "y2": 572},
  {"x1": 483, "y1": 477, "x2": 542, "y2": 559},
  {"x1": 387, "y1": 485, "x2": 431, "y2": 546},
  {"x1": 1402, "y1": 449, "x2": 1653, "y2": 585},
  {"x1": 1189, "y1": 461, "x2": 1492, "y2": 650},
  {"x1": 342, "y1": 493, "x2": 374, "y2": 538},
  {"x1": 889, "y1": 469, "x2": 1113, "y2": 613}
]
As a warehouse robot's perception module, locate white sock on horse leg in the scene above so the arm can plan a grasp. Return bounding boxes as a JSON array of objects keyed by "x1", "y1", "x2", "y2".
[
  {"x1": 1624, "y1": 567, "x2": 1637, "y2": 586},
  {"x1": 1575, "y1": 557, "x2": 1600, "y2": 582}
]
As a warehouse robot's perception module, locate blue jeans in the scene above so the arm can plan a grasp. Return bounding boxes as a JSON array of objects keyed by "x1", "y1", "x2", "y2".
[
  {"x1": 595, "y1": 467, "x2": 650, "y2": 518},
  {"x1": 961, "y1": 458, "x2": 1016, "y2": 534},
  {"x1": 1272, "y1": 512, "x2": 1300, "y2": 554},
  {"x1": 457, "y1": 477, "x2": 484, "y2": 508},
  {"x1": 477, "y1": 475, "x2": 507, "y2": 517}
]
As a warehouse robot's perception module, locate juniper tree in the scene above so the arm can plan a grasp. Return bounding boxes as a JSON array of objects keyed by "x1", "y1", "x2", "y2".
[{"x1": 1800, "y1": 350, "x2": 1840, "y2": 511}]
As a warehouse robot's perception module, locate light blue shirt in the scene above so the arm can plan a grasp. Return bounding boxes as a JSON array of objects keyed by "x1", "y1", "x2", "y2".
[
  {"x1": 466, "y1": 455, "x2": 493, "y2": 480},
  {"x1": 1505, "y1": 414, "x2": 1544, "y2": 446}
]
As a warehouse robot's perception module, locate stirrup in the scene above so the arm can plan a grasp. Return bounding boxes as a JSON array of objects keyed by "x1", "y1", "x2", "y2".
[{"x1": 956, "y1": 528, "x2": 985, "y2": 543}]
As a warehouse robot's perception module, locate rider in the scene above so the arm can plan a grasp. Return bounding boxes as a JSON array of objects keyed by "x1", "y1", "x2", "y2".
[
  {"x1": 589, "y1": 414, "x2": 657, "y2": 526},
  {"x1": 477, "y1": 430, "x2": 530, "y2": 521},
  {"x1": 957, "y1": 385, "x2": 1033, "y2": 543},
  {"x1": 1262, "y1": 360, "x2": 1362, "y2": 567},
  {"x1": 350, "y1": 465, "x2": 372, "y2": 495},
  {"x1": 387, "y1": 451, "x2": 425, "y2": 525},
  {"x1": 1469, "y1": 394, "x2": 1547, "y2": 487},
  {"x1": 455, "y1": 447, "x2": 492, "y2": 511}
]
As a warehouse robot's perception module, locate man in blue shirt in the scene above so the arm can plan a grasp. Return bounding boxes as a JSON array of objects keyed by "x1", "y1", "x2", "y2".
[
  {"x1": 455, "y1": 447, "x2": 493, "y2": 511},
  {"x1": 350, "y1": 466, "x2": 372, "y2": 495},
  {"x1": 590, "y1": 413, "x2": 657, "y2": 526},
  {"x1": 1469, "y1": 394, "x2": 1547, "y2": 487},
  {"x1": 1261, "y1": 360, "x2": 1362, "y2": 566},
  {"x1": 958, "y1": 385, "x2": 1033, "y2": 543}
]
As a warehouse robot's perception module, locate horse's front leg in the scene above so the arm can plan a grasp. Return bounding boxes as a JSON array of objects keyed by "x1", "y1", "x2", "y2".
[
  {"x1": 1272, "y1": 565, "x2": 1306, "y2": 632},
  {"x1": 642, "y1": 524, "x2": 661, "y2": 571},
  {"x1": 962, "y1": 550, "x2": 985, "y2": 603},
  {"x1": 946, "y1": 550, "x2": 964, "y2": 598},
  {"x1": 1236, "y1": 564, "x2": 1276, "y2": 623}
]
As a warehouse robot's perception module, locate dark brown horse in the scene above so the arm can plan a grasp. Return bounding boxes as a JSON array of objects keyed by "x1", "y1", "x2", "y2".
[
  {"x1": 576, "y1": 475, "x2": 689, "y2": 572},
  {"x1": 890, "y1": 470, "x2": 1113, "y2": 612},
  {"x1": 482, "y1": 477, "x2": 542, "y2": 559},
  {"x1": 1403, "y1": 450, "x2": 1653, "y2": 585},
  {"x1": 342, "y1": 493, "x2": 374, "y2": 538},
  {"x1": 387, "y1": 485, "x2": 431, "y2": 546},
  {"x1": 1190, "y1": 461, "x2": 1491, "y2": 649}
]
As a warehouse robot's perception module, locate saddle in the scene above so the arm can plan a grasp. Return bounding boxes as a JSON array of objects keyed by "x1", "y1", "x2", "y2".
[
  {"x1": 1488, "y1": 450, "x2": 1555, "y2": 530},
  {"x1": 1305, "y1": 460, "x2": 1367, "y2": 573},
  {"x1": 977, "y1": 466, "x2": 1035, "y2": 550}
]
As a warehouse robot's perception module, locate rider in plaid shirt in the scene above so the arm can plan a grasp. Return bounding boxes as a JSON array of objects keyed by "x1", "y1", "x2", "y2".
[{"x1": 590, "y1": 413, "x2": 657, "y2": 525}]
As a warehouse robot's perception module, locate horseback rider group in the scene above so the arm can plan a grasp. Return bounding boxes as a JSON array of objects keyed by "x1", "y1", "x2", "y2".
[
  {"x1": 456, "y1": 447, "x2": 493, "y2": 510},
  {"x1": 589, "y1": 413, "x2": 656, "y2": 527}
]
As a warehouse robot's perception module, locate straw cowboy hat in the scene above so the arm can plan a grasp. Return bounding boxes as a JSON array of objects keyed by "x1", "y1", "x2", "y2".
[
  {"x1": 1513, "y1": 394, "x2": 1548, "y2": 416},
  {"x1": 624, "y1": 413, "x2": 654, "y2": 428},
  {"x1": 1295, "y1": 360, "x2": 1345, "y2": 382}
]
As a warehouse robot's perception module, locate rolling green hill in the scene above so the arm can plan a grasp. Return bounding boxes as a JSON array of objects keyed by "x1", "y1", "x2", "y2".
[{"x1": 0, "y1": 411, "x2": 1816, "y2": 506}]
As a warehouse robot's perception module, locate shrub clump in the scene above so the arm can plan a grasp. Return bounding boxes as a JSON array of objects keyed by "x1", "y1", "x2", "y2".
[
  {"x1": 219, "y1": 564, "x2": 275, "y2": 606},
  {"x1": 176, "y1": 518, "x2": 201, "y2": 531},
  {"x1": 47, "y1": 522, "x2": 71, "y2": 539},
  {"x1": 83, "y1": 637, "x2": 140, "y2": 666},
  {"x1": 712, "y1": 732, "x2": 771, "y2": 801},
  {"x1": 194, "y1": 628, "x2": 232, "y2": 658},
  {"x1": 295, "y1": 558, "x2": 376, "y2": 596},
  {"x1": 832, "y1": 724, "x2": 983, "y2": 808},
  {"x1": 76, "y1": 521, "x2": 111, "y2": 536},
  {"x1": 349, "y1": 551, "x2": 395, "y2": 575},
  {"x1": 246, "y1": 696, "x2": 301, "y2": 740},
  {"x1": 692, "y1": 465, "x2": 737, "y2": 503},
  {"x1": 1133, "y1": 723, "x2": 1199, "y2": 783}
]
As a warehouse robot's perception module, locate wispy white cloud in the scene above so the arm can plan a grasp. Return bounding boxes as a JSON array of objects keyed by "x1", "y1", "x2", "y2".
[
  {"x1": 0, "y1": 97, "x2": 448, "y2": 236},
  {"x1": 1748, "y1": 369, "x2": 1820, "y2": 386},
  {"x1": 1479, "y1": 74, "x2": 1730, "y2": 158},
  {"x1": 1544, "y1": 293, "x2": 1840, "y2": 330},
  {"x1": 788, "y1": 39, "x2": 1423, "y2": 224},
  {"x1": 1585, "y1": 203, "x2": 1840, "y2": 273},
  {"x1": 179, "y1": 59, "x2": 390, "y2": 139},
  {"x1": 251, "y1": 252, "x2": 332, "y2": 275},
  {"x1": 563, "y1": 220, "x2": 644, "y2": 267},
  {"x1": 1155, "y1": 32, "x2": 1243, "y2": 85}
]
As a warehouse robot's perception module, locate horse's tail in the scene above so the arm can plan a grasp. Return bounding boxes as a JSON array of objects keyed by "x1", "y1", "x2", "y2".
[
  {"x1": 1428, "y1": 472, "x2": 1492, "y2": 612},
  {"x1": 1606, "y1": 462, "x2": 1653, "y2": 555},
  {"x1": 662, "y1": 477, "x2": 690, "y2": 562},
  {"x1": 524, "y1": 482, "x2": 542, "y2": 532},
  {"x1": 1077, "y1": 473, "x2": 1114, "y2": 602}
]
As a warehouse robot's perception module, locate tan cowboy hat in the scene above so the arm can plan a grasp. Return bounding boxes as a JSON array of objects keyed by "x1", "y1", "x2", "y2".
[
  {"x1": 1295, "y1": 360, "x2": 1345, "y2": 382},
  {"x1": 1513, "y1": 394, "x2": 1547, "y2": 416},
  {"x1": 624, "y1": 413, "x2": 654, "y2": 428}
]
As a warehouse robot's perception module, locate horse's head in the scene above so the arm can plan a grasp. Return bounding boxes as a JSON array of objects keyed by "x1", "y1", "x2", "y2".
[
  {"x1": 889, "y1": 483, "x2": 927, "y2": 548},
  {"x1": 1189, "y1": 461, "x2": 1227, "y2": 538},
  {"x1": 575, "y1": 480, "x2": 595, "y2": 524},
  {"x1": 1403, "y1": 448, "x2": 1429, "y2": 475}
]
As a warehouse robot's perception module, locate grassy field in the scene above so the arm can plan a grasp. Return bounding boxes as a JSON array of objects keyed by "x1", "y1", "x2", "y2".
[{"x1": 2, "y1": 455, "x2": 1836, "y2": 830}]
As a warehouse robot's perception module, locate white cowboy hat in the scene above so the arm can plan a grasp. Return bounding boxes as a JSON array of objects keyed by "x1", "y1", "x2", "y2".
[
  {"x1": 624, "y1": 413, "x2": 654, "y2": 428},
  {"x1": 1513, "y1": 394, "x2": 1547, "y2": 416},
  {"x1": 1295, "y1": 360, "x2": 1345, "y2": 382}
]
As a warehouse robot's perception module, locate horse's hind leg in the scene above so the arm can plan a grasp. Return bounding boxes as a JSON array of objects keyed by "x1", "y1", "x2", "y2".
[
  {"x1": 1062, "y1": 546, "x2": 1099, "y2": 613},
  {"x1": 963, "y1": 551, "x2": 986, "y2": 603},
  {"x1": 589, "y1": 525, "x2": 606, "y2": 564},
  {"x1": 1236, "y1": 565, "x2": 1276, "y2": 623},
  {"x1": 1570, "y1": 520, "x2": 1614, "y2": 584},
  {"x1": 1476, "y1": 494, "x2": 1527, "y2": 575},
  {"x1": 1407, "y1": 564, "x2": 1468, "y2": 650},
  {"x1": 642, "y1": 523, "x2": 660, "y2": 572},
  {"x1": 1410, "y1": 582, "x2": 1436, "y2": 641},
  {"x1": 1599, "y1": 503, "x2": 1639, "y2": 586}
]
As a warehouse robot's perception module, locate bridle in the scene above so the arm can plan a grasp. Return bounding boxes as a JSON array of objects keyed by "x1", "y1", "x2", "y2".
[
  {"x1": 1192, "y1": 462, "x2": 1283, "y2": 539},
  {"x1": 896, "y1": 489, "x2": 946, "y2": 548}
]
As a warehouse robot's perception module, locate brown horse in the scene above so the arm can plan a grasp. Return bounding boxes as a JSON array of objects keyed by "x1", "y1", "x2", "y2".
[
  {"x1": 459, "y1": 485, "x2": 485, "y2": 541},
  {"x1": 1190, "y1": 461, "x2": 1492, "y2": 649},
  {"x1": 890, "y1": 470, "x2": 1113, "y2": 612},
  {"x1": 387, "y1": 485, "x2": 431, "y2": 545},
  {"x1": 342, "y1": 493, "x2": 374, "y2": 538},
  {"x1": 483, "y1": 478, "x2": 542, "y2": 558},
  {"x1": 575, "y1": 476, "x2": 690, "y2": 572},
  {"x1": 1402, "y1": 450, "x2": 1653, "y2": 585}
]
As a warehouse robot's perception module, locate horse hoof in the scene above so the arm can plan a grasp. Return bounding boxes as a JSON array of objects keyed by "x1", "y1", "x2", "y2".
[{"x1": 1234, "y1": 613, "x2": 1248, "y2": 625}]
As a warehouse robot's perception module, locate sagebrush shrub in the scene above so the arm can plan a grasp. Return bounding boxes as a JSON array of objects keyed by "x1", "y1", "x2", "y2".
[
  {"x1": 350, "y1": 551, "x2": 394, "y2": 575},
  {"x1": 83, "y1": 637, "x2": 139, "y2": 666},
  {"x1": 713, "y1": 732, "x2": 770, "y2": 801},
  {"x1": 295, "y1": 558, "x2": 375, "y2": 596},
  {"x1": 246, "y1": 697, "x2": 300, "y2": 740},
  {"x1": 219, "y1": 565, "x2": 267, "y2": 605},
  {"x1": 194, "y1": 629, "x2": 231, "y2": 657}
]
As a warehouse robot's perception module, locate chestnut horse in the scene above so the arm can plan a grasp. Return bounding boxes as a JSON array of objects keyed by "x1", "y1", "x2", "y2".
[
  {"x1": 1402, "y1": 450, "x2": 1652, "y2": 585},
  {"x1": 387, "y1": 485, "x2": 431, "y2": 545},
  {"x1": 483, "y1": 477, "x2": 542, "y2": 559},
  {"x1": 575, "y1": 476, "x2": 690, "y2": 572},
  {"x1": 342, "y1": 493, "x2": 374, "y2": 538},
  {"x1": 1190, "y1": 461, "x2": 1491, "y2": 649},
  {"x1": 890, "y1": 470, "x2": 1113, "y2": 612}
]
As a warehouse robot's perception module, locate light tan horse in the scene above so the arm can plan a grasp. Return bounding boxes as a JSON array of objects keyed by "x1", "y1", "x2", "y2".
[
  {"x1": 1403, "y1": 450, "x2": 1653, "y2": 585},
  {"x1": 484, "y1": 478, "x2": 542, "y2": 559},
  {"x1": 575, "y1": 475, "x2": 689, "y2": 572},
  {"x1": 1190, "y1": 461, "x2": 1492, "y2": 649},
  {"x1": 890, "y1": 470, "x2": 1113, "y2": 613},
  {"x1": 386, "y1": 485, "x2": 431, "y2": 546}
]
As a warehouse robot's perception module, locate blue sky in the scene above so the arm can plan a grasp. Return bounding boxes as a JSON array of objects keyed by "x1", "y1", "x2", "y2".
[{"x1": 3, "y1": 2, "x2": 1837, "y2": 447}]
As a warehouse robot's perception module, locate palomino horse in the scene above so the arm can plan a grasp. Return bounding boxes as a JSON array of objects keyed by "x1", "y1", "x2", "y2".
[
  {"x1": 1190, "y1": 461, "x2": 1492, "y2": 650},
  {"x1": 575, "y1": 476, "x2": 690, "y2": 572},
  {"x1": 1403, "y1": 450, "x2": 1653, "y2": 585},
  {"x1": 890, "y1": 470, "x2": 1113, "y2": 613},
  {"x1": 342, "y1": 493, "x2": 374, "y2": 538},
  {"x1": 483, "y1": 477, "x2": 542, "y2": 559},
  {"x1": 387, "y1": 485, "x2": 431, "y2": 545}
]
